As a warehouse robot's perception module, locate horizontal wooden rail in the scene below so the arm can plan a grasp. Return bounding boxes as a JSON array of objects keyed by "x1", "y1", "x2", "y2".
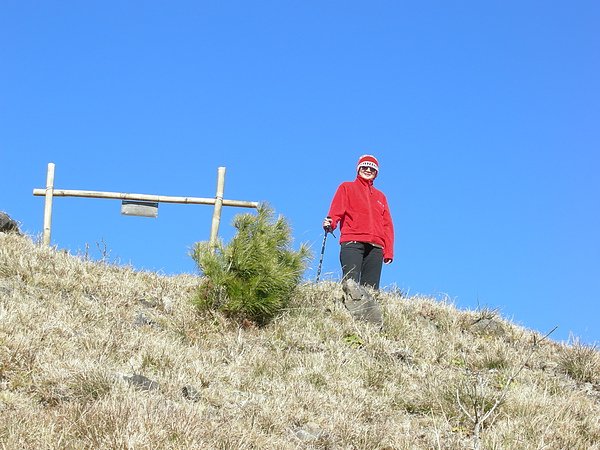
[{"x1": 33, "y1": 188, "x2": 259, "y2": 209}]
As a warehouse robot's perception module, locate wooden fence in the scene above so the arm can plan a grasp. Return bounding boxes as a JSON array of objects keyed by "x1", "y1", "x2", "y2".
[{"x1": 33, "y1": 163, "x2": 259, "y2": 248}]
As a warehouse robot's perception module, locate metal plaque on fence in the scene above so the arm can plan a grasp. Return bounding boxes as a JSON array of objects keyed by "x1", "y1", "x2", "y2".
[{"x1": 121, "y1": 200, "x2": 159, "y2": 218}]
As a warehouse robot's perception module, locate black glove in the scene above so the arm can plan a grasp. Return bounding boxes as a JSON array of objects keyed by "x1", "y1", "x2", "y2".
[{"x1": 323, "y1": 217, "x2": 335, "y2": 236}]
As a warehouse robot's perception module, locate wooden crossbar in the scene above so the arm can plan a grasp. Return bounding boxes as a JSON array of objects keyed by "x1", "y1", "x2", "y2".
[{"x1": 32, "y1": 188, "x2": 258, "y2": 208}]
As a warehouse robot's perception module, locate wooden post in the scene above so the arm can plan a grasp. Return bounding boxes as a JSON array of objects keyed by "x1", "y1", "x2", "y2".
[
  {"x1": 209, "y1": 167, "x2": 226, "y2": 249},
  {"x1": 42, "y1": 163, "x2": 55, "y2": 246}
]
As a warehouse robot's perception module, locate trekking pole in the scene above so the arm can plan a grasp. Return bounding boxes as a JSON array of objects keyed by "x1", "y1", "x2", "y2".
[{"x1": 316, "y1": 219, "x2": 335, "y2": 282}]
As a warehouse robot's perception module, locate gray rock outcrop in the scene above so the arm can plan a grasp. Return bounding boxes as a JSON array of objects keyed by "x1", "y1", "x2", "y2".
[
  {"x1": 341, "y1": 279, "x2": 383, "y2": 328},
  {"x1": 0, "y1": 212, "x2": 20, "y2": 234}
]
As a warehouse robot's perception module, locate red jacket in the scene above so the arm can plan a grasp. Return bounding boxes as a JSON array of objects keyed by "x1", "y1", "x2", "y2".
[{"x1": 327, "y1": 176, "x2": 395, "y2": 260}]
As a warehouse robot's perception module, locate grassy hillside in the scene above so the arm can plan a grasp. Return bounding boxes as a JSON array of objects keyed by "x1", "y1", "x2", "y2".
[{"x1": 1, "y1": 232, "x2": 599, "y2": 449}]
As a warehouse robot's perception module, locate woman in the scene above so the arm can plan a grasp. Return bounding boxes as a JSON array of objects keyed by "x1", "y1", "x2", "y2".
[{"x1": 323, "y1": 154, "x2": 394, "y2": 289}]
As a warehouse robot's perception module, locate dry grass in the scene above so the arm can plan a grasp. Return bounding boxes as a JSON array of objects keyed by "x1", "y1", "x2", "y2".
[{"x1": 1, "y1": 232, "x2": 599, "y2": 449}]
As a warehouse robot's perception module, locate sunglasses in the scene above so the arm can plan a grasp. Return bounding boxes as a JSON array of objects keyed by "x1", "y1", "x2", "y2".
[{"x1": 359, "y1": 166, "x2": 377, "y2": 172}]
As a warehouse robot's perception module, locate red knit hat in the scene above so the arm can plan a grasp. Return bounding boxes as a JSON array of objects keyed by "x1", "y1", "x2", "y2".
[{"x1": 356, "y1": 154, "x2": 379, "y2": 173}]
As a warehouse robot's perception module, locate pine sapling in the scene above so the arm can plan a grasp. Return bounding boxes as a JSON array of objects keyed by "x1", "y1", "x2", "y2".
[{"x1": 192, "y1": 204, "x2": 311, "y2": 324}]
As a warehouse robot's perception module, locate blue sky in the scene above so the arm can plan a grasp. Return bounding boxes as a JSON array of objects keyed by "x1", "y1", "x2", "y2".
[{"x1": 2, "y1": 1, "x2": 599, "y2": 344}]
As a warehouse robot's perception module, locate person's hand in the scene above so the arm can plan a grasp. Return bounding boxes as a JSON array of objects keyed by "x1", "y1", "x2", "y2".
[
  {"x1": 384, "y1": 258, "x2": 393, "y2": 264},
  {"x1": 322, "y1": 217, "x2": 333, "y2": 231}
]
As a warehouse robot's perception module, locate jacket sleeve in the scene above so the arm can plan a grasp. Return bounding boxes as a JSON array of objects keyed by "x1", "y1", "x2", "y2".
[
  {"x1": 327, "y1": 184, "x2": 347, "y2": 231},
  {"x1": 382, "y1": 196, "x2": 394, "y2": 260}
]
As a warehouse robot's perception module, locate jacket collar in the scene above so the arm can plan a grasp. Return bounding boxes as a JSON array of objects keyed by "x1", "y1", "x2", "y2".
[{"x1": 355, "y1": 175, "x2": 374, "y2": 187}]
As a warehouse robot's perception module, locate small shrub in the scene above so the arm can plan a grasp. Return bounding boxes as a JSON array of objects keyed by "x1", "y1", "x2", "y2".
[
  {"x1": 362, "y1": 363, "x2": 390, "y2": 390},
  {"x1": 449, "y1": 371, "x2": 502, "y2": 432},
  {"x1": 69, "y1": 369, "x2": 113, "y2": 402},
  {"x1": 559, "y1": 337, "x2": 600, "y2": 383},
  {"x1": 343, "y1": 333, "x2": 364, "y2": 349},
  {"x1": 306, "y1": 372, "x2": 327, "y2": 389},
  {"x1": 470, "y1": 342, "x2": 512, "y2": 371},
  {"x1": 192, "y1": 204, "x2": 311, "y2": 325}
]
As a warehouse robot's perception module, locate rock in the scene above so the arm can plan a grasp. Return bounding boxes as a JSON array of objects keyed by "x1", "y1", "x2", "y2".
[
  {"x1": 293, "y1": 422, "x2": 327, "y2": 442},
  {"x1": 470, "y1": 317, "x2": 505, "y2": 336},
  {"x1": 0, "y1": 212, "x2": 20, "y2": 234},
  {"x1": 181, "y1": 385, "x2": 201, "y2": 402},
  {"x1": 391, "y1": 348, "x2": 414, "y2": 364},
  {"x1": 341, "y1": 279, "x2": 383, "y2": 328},
  {"x1": 0, "y1": 280, "x2": 13, "y2": 296},
  {"x1": 162, "y1": 297, "x2": 174, "y2": 314},
  {"x1": 124, "y1": 374, "x2": 159, "y2": 391},
  {"x1": 137, "y1": 298, "x2": 158, "y2": 308},
  {"x1": 133, "y1": 312, "x2": 156, "y2": 327}
]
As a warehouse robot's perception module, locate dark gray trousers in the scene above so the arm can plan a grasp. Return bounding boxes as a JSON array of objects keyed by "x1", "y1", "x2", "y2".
[{"x1": 340, "y1": 242, "x2": 383, "y2": 289}]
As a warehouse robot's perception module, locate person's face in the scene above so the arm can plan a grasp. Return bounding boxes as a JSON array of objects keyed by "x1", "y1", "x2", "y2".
[{"x1": 358, "y1": 165, "x2": 377, "y2": 180}]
